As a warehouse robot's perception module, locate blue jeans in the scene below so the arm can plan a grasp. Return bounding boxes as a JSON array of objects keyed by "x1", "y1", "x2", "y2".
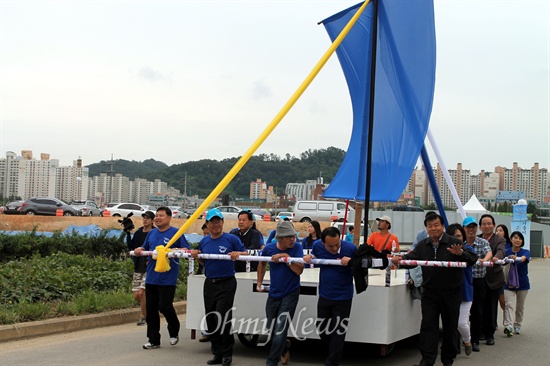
[{"x1": 265, "y1": 288, "x2": 300, "y2": 366}]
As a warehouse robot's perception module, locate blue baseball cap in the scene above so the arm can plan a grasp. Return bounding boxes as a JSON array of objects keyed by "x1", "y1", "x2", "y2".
[
  {"x1": 462, "y1": 216, "x2": 478, "y2": 227},
  {"x1": 206, "y1": 208, "x2": 224, "y2": 221}
]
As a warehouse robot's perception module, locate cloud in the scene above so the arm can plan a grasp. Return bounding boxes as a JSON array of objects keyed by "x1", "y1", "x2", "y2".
[
  {"x1": 250, "y1": 79, "x2": 272, "y2": 100},
  {"x1": 137, "y1": 66, "x2": 167, "y2": 82}
]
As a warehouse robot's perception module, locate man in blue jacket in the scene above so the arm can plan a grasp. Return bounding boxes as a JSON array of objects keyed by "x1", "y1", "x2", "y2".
[
  {"x1": 304, "y1": 226, "x2": 357, "y2": 366},
  {"x1": 133, "y1": 206, "x2": 189, "y2": 350}
]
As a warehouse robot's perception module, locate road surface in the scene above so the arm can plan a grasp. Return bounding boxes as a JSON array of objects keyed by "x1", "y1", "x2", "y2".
[{"x1": 1, "y1": 260, "x2": 549, "y2": 365}]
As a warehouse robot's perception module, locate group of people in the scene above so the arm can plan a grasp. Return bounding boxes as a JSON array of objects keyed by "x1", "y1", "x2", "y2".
[
  {"x1": 392, "y1": 212, "x2": 531, "y2": 366},
  {"x1": 126, "y1": 207, "x2": 530, "y2": 366},
  {"x1": 189, "y1": 209, "x2": 358, "y2": 366}
]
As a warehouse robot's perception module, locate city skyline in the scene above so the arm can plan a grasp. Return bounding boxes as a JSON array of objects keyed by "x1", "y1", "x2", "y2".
[
  {"x1": 1, "y1": 1, "x2": 548, "y2": 174},
  {"x1": 2, "y1": 148, "x2": 548, "y2": 176},
  {"x1": 2, "y1": 149, "x2": 548, "y2": 209}
]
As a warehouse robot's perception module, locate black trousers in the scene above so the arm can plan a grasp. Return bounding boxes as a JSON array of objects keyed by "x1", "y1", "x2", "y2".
[
  {"x1": 317, "y1": 297, "x2": 352, "y2": 366},
  {"x1": 203, "y1": 277, "x2": 237, "y2": 359},
  {"x1": 470, "y1": 277, "x2": 486, "y2": 344},
  {"x1": 419, "y1": 288, "x2": 461, "y2": 366},
  {"x1": 482, "y1": 282, "x2": 500, "y2": 340},
  {"x1": 145, "y1": 284, "x2": 180, "y2": 345}
]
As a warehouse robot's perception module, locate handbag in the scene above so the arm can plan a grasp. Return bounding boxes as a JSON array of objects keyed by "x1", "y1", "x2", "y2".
[{"x1": 507, "y1": 262, "x2": 520, "y2": 289}]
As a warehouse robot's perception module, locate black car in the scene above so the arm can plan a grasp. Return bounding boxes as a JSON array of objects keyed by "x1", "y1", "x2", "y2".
[
  {"x1": 18, "y1": 197, "x2": 80, "y2": 216},
  {"x1": 3, "y1": 200, "x2": 25, "y2": 215},
  {"x1": 392, "y1": 205, "x2": 424, "y2": 212}
]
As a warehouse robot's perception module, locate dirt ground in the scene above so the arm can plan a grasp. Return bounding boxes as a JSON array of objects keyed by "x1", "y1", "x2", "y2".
[{"x1": 0, "y1": 215, "x2": 326, "y2": 237}]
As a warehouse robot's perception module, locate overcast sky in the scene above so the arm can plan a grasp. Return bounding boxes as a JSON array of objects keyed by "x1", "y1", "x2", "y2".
[{"x1": 1, "y1": 0, "x2": 548, "y2": 175}]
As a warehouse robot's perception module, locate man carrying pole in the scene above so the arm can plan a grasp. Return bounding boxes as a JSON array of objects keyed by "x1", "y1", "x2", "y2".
[
  {"x1": 391, "y1": 213, "x2": 477, "y2": 366},
  {"x1": 257, "y1": 221, "x2": 304, "y2": 365},
  {"x1": 303, "y1": 226, "x2": 357, "y2": 366}
]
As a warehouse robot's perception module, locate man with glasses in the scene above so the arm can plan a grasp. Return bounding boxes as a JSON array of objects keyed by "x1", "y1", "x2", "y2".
[
  {"x1": 462, "y1": 216, "x2": 492, "y2": 352},
  {"x1": 303, "y1": 226, "x2": 357, "y2": 366},
  {"x1": 478, "y1": 214, "x2": 506, "y2": 347},
  {"x1": 257, "y1": 221, "x2": 304, "y2": 365},
  {"x1": 191, "y1": 208, "x2": 248, "y2": 366}
]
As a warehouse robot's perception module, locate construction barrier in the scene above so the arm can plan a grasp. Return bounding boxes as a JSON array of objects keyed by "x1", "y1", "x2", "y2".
[
  {"x1": 103, "y1": 210, "x2": 110, "y2": 218},
  {"x1": 263, "y1": 214, "x2": 271, "y2": 222},
  {"x1": 55, "y1": 209, "x2": 63, "y2": 217}
]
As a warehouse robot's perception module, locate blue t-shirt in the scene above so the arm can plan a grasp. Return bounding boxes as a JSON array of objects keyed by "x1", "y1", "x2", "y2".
[
  {"x1": 261, "y1": 242, "x2": 303, "y2": 299},
  {"x1": 312, "y1": 240, "x2": 357, "y2": 300},
  {"x1": 199, "y1": 233, "x2": 247, "y2": 278},
  {"x1": 142, "y1": 226, "x2": 190, "y2": 286},
  {"x1": 462, "y1": 244, "x2": 474, "y2": 302},
  {"x1": 504, "y1": 247, "x2": 530, "y2": 291}
]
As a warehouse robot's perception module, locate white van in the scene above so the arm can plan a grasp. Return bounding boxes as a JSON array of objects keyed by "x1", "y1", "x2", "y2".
[{"x1": 292, "y1": 200, "x2": 355, "y2": 223}]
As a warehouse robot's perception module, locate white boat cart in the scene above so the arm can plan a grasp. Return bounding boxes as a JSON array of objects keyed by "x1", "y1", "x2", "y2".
[{"x1": 186, "y1": 259, "x2": 421, "y2": 356}]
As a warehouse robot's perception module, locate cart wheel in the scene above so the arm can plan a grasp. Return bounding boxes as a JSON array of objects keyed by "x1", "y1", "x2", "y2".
[
  {"x1": 237, "y1": 333, "x2": 260, "y2": 348},
  {"x1": 380, "y1": 343, "x2": 395, "y2": 357}
]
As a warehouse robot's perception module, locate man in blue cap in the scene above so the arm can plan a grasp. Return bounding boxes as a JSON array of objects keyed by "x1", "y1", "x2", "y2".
[
  {"x1": 463, "y1": 216, "x2": 493, "y2": 352},
  {"x1": 191, "y1": 208, "x2": 248, "y2": 366}
]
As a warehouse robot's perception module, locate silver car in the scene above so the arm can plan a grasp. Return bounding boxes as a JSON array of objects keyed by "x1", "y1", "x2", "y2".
[
  {"x1": 70, "y1": 200, "x2": 104, "y2": 217},
  {"x1": 104, "y1": 203, "x2": 148, "y2": 217}
]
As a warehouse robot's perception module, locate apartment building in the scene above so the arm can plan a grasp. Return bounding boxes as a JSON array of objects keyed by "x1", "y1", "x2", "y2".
[
  {"x1": 1, "y1": 151, "x2": 180, "y2": 205},
  {"x1": 409, "y1": 162, "x2": 549, "y2": 209}
]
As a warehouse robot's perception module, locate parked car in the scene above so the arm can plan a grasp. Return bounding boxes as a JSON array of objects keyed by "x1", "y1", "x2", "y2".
[
  {"x1": 104, "y1": 203, "x2": 148, "y2": 217},
  {"x1": 292, "y1": 200, "x2": 355, "y2": 223},
  {"x1": 250, "y1": 209, "x2": 273, "y2": 221},
  {"x1": 392, "y1": 205, "x2": 424, "y2": 212},
  {"x1": 216, "y1": 206, "x2": 262, "y2": 220},
  {"x1": 18, "y1": 197, "x2": 79, "y2": 216},
  {"x1": 275, "y1": 211, "x2": 294, "y2": 221},
  {"x1": 70, "y1": 200, "x2": 103, "y2": 216},
  {"x1": 3, "y1": 200, "x2": 25, "y2": 215},
  {"x1": 170, "y1": 206, "x2": 186, "y2": 218}
]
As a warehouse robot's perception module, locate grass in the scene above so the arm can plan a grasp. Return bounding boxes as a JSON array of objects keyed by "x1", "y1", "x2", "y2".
[{"x1": 0, "y1": 283, "x2": 187, "y2": 325}]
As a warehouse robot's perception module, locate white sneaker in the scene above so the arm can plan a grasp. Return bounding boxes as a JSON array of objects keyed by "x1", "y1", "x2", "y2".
[
  {"x1": 143, "y1": 342, "x2": 160, "y2": 349},
  {"x1": 170, "y1": 337, "x2": 179, "y2": 346}
]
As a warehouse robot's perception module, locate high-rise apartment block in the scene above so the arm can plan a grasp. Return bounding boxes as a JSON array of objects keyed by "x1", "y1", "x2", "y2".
[
  {"x1": 408, "y1": 162, "x2": 549, "y2": 209},
  {"x1": 0, "y1": 151, "x2": 180, "y2": 205}
]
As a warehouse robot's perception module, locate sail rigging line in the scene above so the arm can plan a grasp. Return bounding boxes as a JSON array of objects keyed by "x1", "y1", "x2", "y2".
[{"x1": 426, "y1": 128, "x2": 467, "y2": 219}]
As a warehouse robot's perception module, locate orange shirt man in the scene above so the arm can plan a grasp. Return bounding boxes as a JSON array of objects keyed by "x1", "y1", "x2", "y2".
[{"x1": 367, "y1": 215, "x2": 400, "y2": 252}]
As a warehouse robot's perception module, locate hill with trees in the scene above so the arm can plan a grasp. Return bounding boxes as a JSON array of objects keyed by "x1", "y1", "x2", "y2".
[
  {"x1": 85, "y1": 147, "x2": 346, "y2": 198},
  {"x1": 87, "y1": 159, "x2": 168, "y2": 180}
]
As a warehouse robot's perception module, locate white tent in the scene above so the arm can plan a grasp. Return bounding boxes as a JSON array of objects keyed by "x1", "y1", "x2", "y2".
[{"x1": 459, "y1": 194, "x2": 488, "y2": 214}]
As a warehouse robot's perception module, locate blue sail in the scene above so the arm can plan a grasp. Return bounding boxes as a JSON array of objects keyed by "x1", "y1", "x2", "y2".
[{"x1": 322, "y1": 0, "x2": 436, "y2": 201}]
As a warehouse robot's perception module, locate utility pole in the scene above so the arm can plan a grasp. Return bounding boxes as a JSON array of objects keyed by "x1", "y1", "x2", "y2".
[
  {"x1": 105, "y1": 154, "x2": 115, "y2": 204},
  {"x1": 183, "y1": 171, "x2": 188, "y2": 209}
]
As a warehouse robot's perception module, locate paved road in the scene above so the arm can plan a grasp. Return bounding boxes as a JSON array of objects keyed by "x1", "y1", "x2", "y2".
[{"x1": 2, "y1": 260, "x2": 549, "y2": 366}]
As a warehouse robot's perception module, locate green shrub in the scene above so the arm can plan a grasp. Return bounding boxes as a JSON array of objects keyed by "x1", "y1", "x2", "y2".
[
  {"x1": 0, "y1": 253, "x2": 133, "y2": 304},
  {"x1": 0, "y1": 230, "x2": 127, "y2": 262}
]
